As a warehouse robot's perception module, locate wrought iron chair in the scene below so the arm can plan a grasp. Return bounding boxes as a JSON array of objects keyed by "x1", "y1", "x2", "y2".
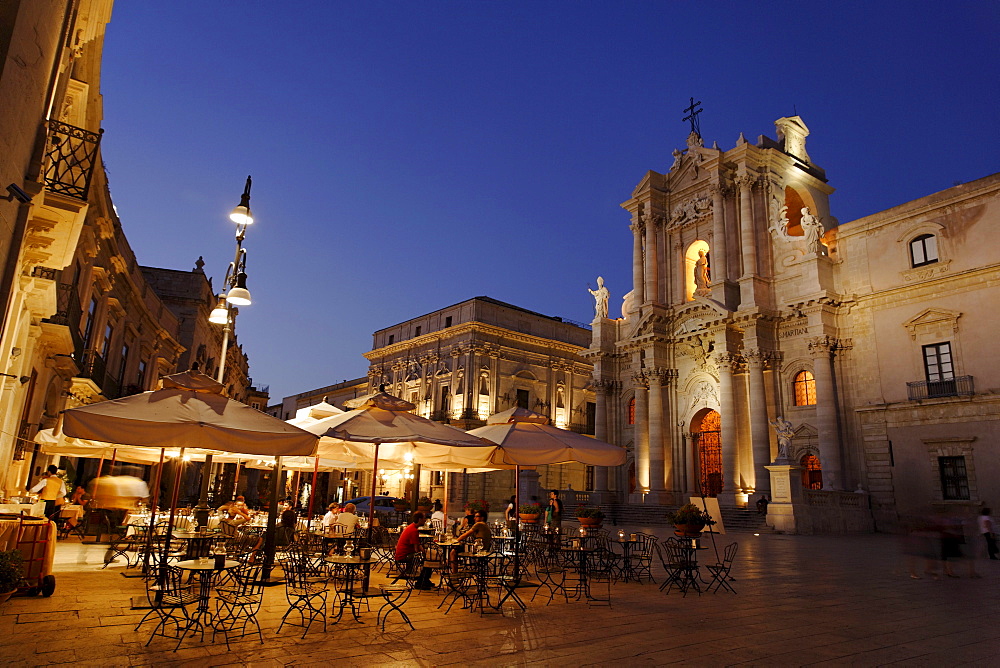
[
  {"x1": 488, "y1": 550, "x2": 526, "y2": 611},
  {"x1": 277, "y1": 556, "x2": 328, "y2": 638},
  {"x1": 705, "y1": 541, "x2": 738, "y2": 594},
  {"x1": 377, "y1": 581, "x2": 415, "y2": 630},
  {"x1": 144, "y1": 566, "x2": 201, "y2": 650},
  {"x1": 656, "y1": 538, "x2": 700, "y2": 597},
  {"x1": 531, "y1": 545, "x2": 569, "y2": 605},
  {"x1": 632, "y1": 532, "x2": 658, "y2": 582},
  {"x1": 213, "y1": 563, "x2": 265, "y2": 649}
]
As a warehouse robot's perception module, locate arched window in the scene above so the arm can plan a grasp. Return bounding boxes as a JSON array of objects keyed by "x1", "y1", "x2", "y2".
[
  {"x1": 627, "y1": 397, "x2": 635, "y2": 425},
  {"x1": 910, "y1": 234, "x2": 938, "y2": 267},
  {"x1": 793, "y1": 370, "x2": 817, "y2": 406}
]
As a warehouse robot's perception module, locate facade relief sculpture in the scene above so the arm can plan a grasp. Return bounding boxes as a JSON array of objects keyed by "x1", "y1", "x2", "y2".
[{"x1": 670, "y1": 196, "x2": 713, "y2": 226}]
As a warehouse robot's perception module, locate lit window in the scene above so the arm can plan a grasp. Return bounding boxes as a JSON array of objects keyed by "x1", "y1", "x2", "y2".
[
  {"x1": 800, "y1": 454, "x2": 822, "y2": 489},
  {"x1": 910, "y1": 234, "x2": 938, "y2": 267},
  {"x1": 627, "y1": 397, "x2": 635, "y2": 425},
  {"x1": 793, "y1": 371, "x2": 817, "y2": 406}
]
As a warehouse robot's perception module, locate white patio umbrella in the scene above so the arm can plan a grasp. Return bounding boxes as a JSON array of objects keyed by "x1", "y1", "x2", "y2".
[
  {"x1": 61, "y1": 370, "x2": 318, "y2": 581},
  {"x1": 302, "y1": 390, "x2": 498, "y2": 535},
  {"x1": 468, "y1": 407, "x2": 626, "y2": 581}
]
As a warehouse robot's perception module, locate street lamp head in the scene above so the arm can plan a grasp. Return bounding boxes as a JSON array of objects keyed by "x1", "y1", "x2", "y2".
[
  {"x1": 229, "y1": 175, "x2": 253, "y2": 225},
  {"x1": 209, "y1": 295, "x2": 229, "y2": 324},
  {"x1": 226, "y1": 271, "x2": 252, "y2": 306}
]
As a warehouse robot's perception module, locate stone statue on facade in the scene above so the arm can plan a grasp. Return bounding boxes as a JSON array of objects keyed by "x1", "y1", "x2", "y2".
[
  {"x1": 693, "y1": 250, "x2": 711, "y2": 297},
  {"x1": 588, "y1": 276, "x2": 610, "y2": 320},
  {"x1": 800, "y1": 207, "x2": 825, "y2": 253},
  {"x1": 769, "y1": 416, "x2": 795, "y2": 463},
  {"x1": 621, "y1": 289, "x2": 636, "y2": 320}
]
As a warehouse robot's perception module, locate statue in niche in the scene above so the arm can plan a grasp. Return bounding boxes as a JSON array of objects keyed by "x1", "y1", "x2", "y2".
[
  {"x1": 800, "y1": 207, "x2": 825, "y2": 253},
  {"x1": 693, "y1": 250, "x2": 711, "y2": 297},
  {"x1": 588, "y1": 276, "x2": 610, "y2": 320},
  {"x1": 769, "y1": 416, "x2": 795, "y2": 462}
]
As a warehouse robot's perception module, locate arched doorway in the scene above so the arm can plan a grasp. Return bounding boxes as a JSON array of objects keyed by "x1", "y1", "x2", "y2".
[
  {"x1": 692, "y1": 409, "x2": 722, "y2": 497},
  {"x1": 801, "y1": 453, "x2": 822, "y2": 489}
]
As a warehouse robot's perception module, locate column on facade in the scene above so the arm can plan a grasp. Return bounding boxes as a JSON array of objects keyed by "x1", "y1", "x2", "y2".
[
  {"x1": 737, "y1": 175, "x2": 756, "y2": 279},
  {"x1": 810, "y1": 336, "x2": 842, "y2": 490},
  {"x1": 710, "y1": 182, "x2": 728, "y2": 283},
  {"x1": 593, "y1": 379, "x2": 610, "y2": 493},
  {"x1": 632, "y1": 372, "x2": 650, "y2": 491},
  {"x1": 630, "y1": 221, "x2": 645, "y2": 306},
  {"x1": 643, "y1": 215, "x2": 658, "y2": 304},
  {"x1": 746, "y1": 349, "x2": 772, "y2": 494},
  {"x1": 646, "y1": 368, "x2": 665, "y2": 493},
  {"x1": 716, "y1": 353, "x2": 740, "y2": 495}
]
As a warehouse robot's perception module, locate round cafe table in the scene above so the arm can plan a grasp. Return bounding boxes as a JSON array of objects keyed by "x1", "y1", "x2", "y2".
[
  {"x1": 559, "y1": 545, "x2": 596, "y2": 600},
  {"x1": 613, "y1": 538, "x2": 640, "y2": 582},
  {"x1": 173, "y1": 558, "x2": 240, "y2": 642},
  {"x1": 324, "y1": 555, "x2": 377, "y2": 623}
]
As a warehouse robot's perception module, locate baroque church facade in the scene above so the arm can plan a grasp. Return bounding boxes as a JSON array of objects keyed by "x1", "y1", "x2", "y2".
[{"x1": 588, "y1": 115, "x2": 1000, "y2": 531}]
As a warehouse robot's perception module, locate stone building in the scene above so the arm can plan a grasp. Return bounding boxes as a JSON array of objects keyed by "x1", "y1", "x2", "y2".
[{"x1": 588, "y1": 115, "x2": 1000, "y2": 532}]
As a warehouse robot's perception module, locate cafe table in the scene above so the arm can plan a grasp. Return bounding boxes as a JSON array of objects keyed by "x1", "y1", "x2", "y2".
[
  {"x1": 559, "y1": 545, "x2": 597, "y2": 601},
  {"x1": 170, "y1": 531, "x2": 220, "y2": 560},
  {"x1": 173, "y1": 558, "x2": 240, "y2": 641},
  {"x1": 324, "y1": 555, "x2": 377, "y2": 623},
  {"x1": 612, "y1": 538, "x2": 641, "y2": 582},
  {"x1": 461, "y1": 551, "x2": 499, "y2": 615}
]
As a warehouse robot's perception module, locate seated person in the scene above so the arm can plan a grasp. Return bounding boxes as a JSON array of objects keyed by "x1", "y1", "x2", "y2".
[
  {"x1": 321, "y1": 503, "x2": 340, "y2": 530},
  {"x1": 231, "y1": 495, "x2": 251, "y2": 520},
  {"x1": 394, "y1": 512, "x2": 433, "y2": 589},
  {"x1": 452, "y1": 510, "x2": 492, "y2": 565},
  {"x1": 276, "y1": 507, "x2": 298, "y2": 546},
  {"x1": 431, "y1": 500, "x2": 446, "y2": 528},
  {"x1": 335, "y1": 503, "x2": 360, "y2": 535}
]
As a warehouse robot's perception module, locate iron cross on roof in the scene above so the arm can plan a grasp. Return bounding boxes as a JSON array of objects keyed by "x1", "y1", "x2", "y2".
[{"x1": 682, "y1": 97, "x2": 703, "y2": 136}]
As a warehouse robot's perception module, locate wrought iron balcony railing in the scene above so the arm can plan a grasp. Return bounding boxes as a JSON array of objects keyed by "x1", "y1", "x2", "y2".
[
  {"x1": 906, "y1": 375, "x2": 974, "y2": 401},
  {"x1": 77, "y1": 348, "x2": 121, "y2": 399},
  {"x1": 42, "y1": 120, "x2": 103, "y2": 200}
]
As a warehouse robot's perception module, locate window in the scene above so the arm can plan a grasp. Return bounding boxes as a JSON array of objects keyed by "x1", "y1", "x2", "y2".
[
  {"x1": 627, "y1": 397, "x2": 635, "y2": 425},
  {"x1": 445, "y1": 316, "x2": 452, "y2": 328},
  {"x1": 101, "y1": 322, "x2": 114, "y2": 358},
  {"x1": 800, "y1": 454, "x2": 822, "y2": 490},
  {"x1": 939, "y1": 456, "x2": 970, "y2": 500},
  {"x1": 585, "y1": 402, "x2": 596, "y2": 434},
  {"x1": 136, "y1": 359, "x2": 147, "y2": 389},
  {"x1": 923, "y1": 342, "x2": 955, "y2": 396},
  {"x1": 793, "y1": 371, "x2": 817, "y2": 406},
  {"x1": 440, "y1": 385, "x2": 451, "y2": 412},
  {"x1": 388, "y1": 334, "x2": 394, "y2": 344},
  {"x1": 82, "y1": 297, "x2": 98, "y2": 346},
  {"x1": 910, "y1": 234, "x2": 938, "y2": 267},
  {"x1": 117, "y1": 343, "x2": 129, "y2": 386},
  {"x1": 516, "y1": 389, "x2": 529, "y2": 409},
  {"x1": 414, "y1": 326, "x2": 421, "y2": 336}
]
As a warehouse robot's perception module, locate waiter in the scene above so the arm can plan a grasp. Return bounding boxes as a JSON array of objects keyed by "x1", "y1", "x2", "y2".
[{"x1": 29, "y1": 464, "x2": 66, "y2": 521}]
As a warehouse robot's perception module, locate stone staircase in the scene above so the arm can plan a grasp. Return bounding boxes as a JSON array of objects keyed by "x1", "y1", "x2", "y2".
[{"x1": 595, "y1": 503, "x2": 774, "y2": 533}]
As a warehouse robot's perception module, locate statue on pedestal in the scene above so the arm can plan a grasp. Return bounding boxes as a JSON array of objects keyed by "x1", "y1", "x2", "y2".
[
  {"x1": 769, "y1": 416, "x2": 795, "y2": 463},
  {"x1": 588, "y1": 276, "x2": 609, "y2": 320}
]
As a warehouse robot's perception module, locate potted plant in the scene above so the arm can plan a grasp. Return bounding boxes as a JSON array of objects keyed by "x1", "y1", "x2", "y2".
[
  {"x1": 416, "y1": 496, "x2": 433, "y2": 512},
  {"x1": 392, "y1": 498, "x2": 410, "y2": 512},
  {"x1": 518, "y1": 503, "x2": 543, "y2": 524},
  {"x1": 576, "y1": 506, "x2": 605, "y2": 527},
  {"x1": 466, "y1": 499, "x2": 489, "y2": 516},
  {"x1": 666, "y1": 503, "x2": 713, "y2": 536},
  {"x1": 0, "y1": 550, "x2": 25, "y2": 605}
]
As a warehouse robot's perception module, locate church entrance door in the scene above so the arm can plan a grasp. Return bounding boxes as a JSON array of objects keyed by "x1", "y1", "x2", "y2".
[{"x1": 692, "y1": 409, "x2": 722, "y2": 497}]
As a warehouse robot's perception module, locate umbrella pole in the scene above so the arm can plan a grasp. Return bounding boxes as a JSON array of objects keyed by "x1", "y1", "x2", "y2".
[
  {"x1": 261, "y1": 457, "x2": 282, "y2": 584},
  {"x1": 232, "y1": 460, "x2": 241, "y2": 501},
  {"x1": 194, "y1": 454, "x2": 213, "y2": 529},
  {"x1": 514, "y1": 465, "x2": 521, "y2": 583},
  {"x1": 363, "y1": 443, "x2": 380, "y2": 593},
  {"x1": 158, "y1": 449, "x2": 186, "y2": 591},
  {"x1": 109, "y1": 448, "x2": 117, "y2": 475},
  {"x1": 139, "y1": 448, "x2": 165, "y2": 577},
  {"x1": 306, "y1": 457, "x2": 319, "y2": 524},
  {"x1": 443, "y1": 470, "x2": 449, "y2": 523}
]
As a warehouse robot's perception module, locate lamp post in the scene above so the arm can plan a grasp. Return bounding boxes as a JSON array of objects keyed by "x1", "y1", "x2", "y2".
[{"x1": 194, "y1": 176, "x2": 254, "y2": 529}]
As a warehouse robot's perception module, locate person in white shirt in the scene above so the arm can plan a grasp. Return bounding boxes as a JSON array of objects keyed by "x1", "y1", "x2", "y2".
[
  {"x1": 431, "y1": 500, "x2": 446, "y2": 529},
  {"x1": 321, "y1": 503, "x2": 340, "y2": 530},
  {"x1": 335, "y1": 503, "x2": 360, "y2": 534},
  {"x1": 29, "y1": 465, "x2": 67, "y2": 521}
]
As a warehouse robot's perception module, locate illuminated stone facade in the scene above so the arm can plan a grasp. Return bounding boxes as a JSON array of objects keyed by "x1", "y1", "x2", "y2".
[{"x1": 590, "y1": 116, "x2": 1000, "y2": 530}]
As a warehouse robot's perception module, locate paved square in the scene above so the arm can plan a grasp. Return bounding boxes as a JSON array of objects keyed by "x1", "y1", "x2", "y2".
[{"x1": 1, "y1": 528, "x2": 998, "y2": 667}]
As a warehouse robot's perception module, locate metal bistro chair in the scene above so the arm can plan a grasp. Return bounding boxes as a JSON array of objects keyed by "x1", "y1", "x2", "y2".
[
  {"x1": 377, "y1": 580, "x2": 415, "y2": 631},
  {"x1": 531, "y1": 542, "x2": 569, "y2": 605},
  {"x1": 143, "y1": 566, "x2": 201, "y2": 650},
  {"x1": 656, "y1": 538, "x2": 700, "y2": 597},
  {"x1": 213, "y1": 563, "x2": 265, "y2": 650},
  {"x1": 277, "y1": 556, "x2": 328, "y2": 638},
  {"x1": 489, "y1": 550, "x2": 526, "y2": 612},
  {"x1": 705, "y1": 541, "x2": 739, "y2": 594},
  {"x1": 632, "y1": 532, "x2": 658, "y2": 583}
]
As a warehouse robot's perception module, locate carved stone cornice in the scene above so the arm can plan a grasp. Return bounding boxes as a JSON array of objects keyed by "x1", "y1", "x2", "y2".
[
  {"x1": 743, "y1": 348, "x2": 772, "y2": 369},
  {"x1": 713, "y1": 352, "x2": 743, "y2": 372},
  {"x1": 631, "y1": 372, "x2": 648, "y2": 389},
  {"x1": 807, "y1": 335, "x2": 839, "y2": 356},
  {"x1": 734, "y1": 174, "x2": 755, "y2": 191}
]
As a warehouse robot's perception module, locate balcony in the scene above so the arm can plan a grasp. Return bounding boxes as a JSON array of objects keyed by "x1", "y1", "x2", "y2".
[
  {"x1": 76, "y1": 348, "x2": 121, "y2": 399},
  {"x1": 42, "y1": 120, "x2": 103, "y2": 200},
  {"x1": 906, "y1": 375, "x2": 974, "y2": 401}
]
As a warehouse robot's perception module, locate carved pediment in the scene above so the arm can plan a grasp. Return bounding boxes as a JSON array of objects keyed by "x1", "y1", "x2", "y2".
[{"x1": 902, "y1": 308, "x2": 961, "y2": 339}]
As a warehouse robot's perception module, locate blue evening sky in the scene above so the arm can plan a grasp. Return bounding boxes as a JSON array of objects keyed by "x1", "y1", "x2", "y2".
[{"x1": 99, "y1": 1, "x2": 999, "y2": 403}]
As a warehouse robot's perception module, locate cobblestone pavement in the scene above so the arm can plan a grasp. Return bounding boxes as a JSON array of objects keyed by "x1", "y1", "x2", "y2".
[{"x1": 1, "y1": 527, "x2": 998, "y2": 667}]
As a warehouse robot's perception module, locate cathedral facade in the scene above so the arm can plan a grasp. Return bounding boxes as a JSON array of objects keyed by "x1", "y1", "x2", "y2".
[{"x1": 588, "y1": 116, "x2": 1000, "y2": 530}]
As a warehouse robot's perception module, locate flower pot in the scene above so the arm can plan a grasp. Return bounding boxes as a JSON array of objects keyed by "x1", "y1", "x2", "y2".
[
  {"x1": 673, "y1": 523, "x2": 704, "y2": 537},
  {"x1": 416, "y1": 505, "x2": 432, "y2": 512},
  {"x1": 393, "y1": 504, "x2": 408, "y2": 513},
  {"x1": 578, "y1": 517, "x2": 603, "y2": 527},
  {"x1": 518, "y1": 513, "x2": 540, "y2": 524}
]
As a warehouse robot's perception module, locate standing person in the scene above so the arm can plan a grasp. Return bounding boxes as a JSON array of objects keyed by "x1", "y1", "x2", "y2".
[
  {"x1": 395, "y1": 512, "x2": 433, "y2": 589},
  {"x1": 546, "y1": 490, "x2": 563, "y2": 531},
  {"x1": 978, "y1": 508, "x2": 998, "y2": 560},
  {"x1": 504, "y1": 495, "x2": 517, "y2": 533},
  {"x1": 29, "y1": 464, "x2": 66, "y2": 521}
]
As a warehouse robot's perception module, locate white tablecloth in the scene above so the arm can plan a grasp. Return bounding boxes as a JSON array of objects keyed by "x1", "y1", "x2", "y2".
[{"x1": 0, "y1": 502, "x2": 45, "y2": 517}]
